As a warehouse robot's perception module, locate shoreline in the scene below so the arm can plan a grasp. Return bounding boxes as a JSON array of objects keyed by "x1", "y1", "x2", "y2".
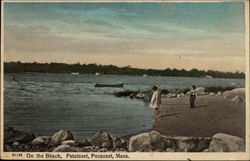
[
  {"x1": 4, "y1": 72, "x2": 245, "y2": 80},
  {"x1": 3, "y1": 88, "x2": 246, "y2": 152}
]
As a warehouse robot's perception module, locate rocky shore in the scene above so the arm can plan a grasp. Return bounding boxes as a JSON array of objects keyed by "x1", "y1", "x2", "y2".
[
  {"x1": 4, "y1": 127, "x2": 245, "y2": 152},
  {"x1": 4, "y1": 88, "x2": 246, "y2": 152},
  {"x1": 114, "y1": 87, "x2": 244, "y2": 102}
]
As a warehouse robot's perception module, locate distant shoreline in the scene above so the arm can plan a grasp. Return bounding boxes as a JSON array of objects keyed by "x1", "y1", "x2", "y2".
[{"x1": 4, "y1": 62, "x2": 245, "y2": 79}]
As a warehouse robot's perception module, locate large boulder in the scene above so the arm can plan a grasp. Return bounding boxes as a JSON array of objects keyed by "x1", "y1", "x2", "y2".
[
  {"x1": 51, "y1": 130, "x2": 74, "y2": 146},
  {"x1": 173, "y1": 136, "x2": 211, "y2": 152},
  {"x1": 31, "y1": 136, "x2": 51, "y2": 145},
  {"x1": 53, "y1": 145, "x2": 77, "y2": 152},
  {"x1": 128, "y1": 131, "x2": 212, "y2": 152},
  {"x1": 89, "y1": 131, "x2": 113, "y2": 149},
  {"x1": 75, "y1": 138, "x2": 91, "y2": 147},
  {"x1": 232, "y1": 95, "x2": 243, "y2": 103},
  {"x1": 128, "y1": 131, "x2": 175, "y2": 152},
  {"x1": 113, "y1": 138, "x2": 127, "y2": 150},
  {"x1": 61, "y1": 140, "x2": 76, "y2": 146},
  {"x1": 223, "y1": 88, "x2": 245, "y2": 101},
  {"x1": 209, "y1": 133, "x2": 245, "y2": 152},
  {"x1": 128, "y1": 132, "x2": 152, "y2": 152},
  {"x1": 4, "y1": 127, "x2": 35, "y2": 144}
]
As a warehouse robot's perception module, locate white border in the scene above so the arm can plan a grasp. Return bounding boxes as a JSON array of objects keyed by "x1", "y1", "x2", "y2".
[{"x1": 0, "y1": 0, "x2": 249, "y2": 160}]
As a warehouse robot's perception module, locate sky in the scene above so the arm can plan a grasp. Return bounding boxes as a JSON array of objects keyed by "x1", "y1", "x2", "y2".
[{"x1": 3, "y1": 2, "x2": 246, "y2": 72}]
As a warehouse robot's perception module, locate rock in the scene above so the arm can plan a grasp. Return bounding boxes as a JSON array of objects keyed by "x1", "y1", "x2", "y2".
[
  {"x1": 129, "y1": 93, "x2": 135, "y2": 99},
  {"x1": 53, "y1": 145, "x2": 77, "y2": 152},
  {"x1": 149, "y1": 131, "x2": 166, "y2": 151},
  {"x1": 223, "y1": 88, "x2": 245, "y2": 100},
  {"x1": 113, "y1": 138, "x2": 127, "y2": 149},
  {"x1": 174, "y1": 136, "x2": 211, "y2": 152},
  {"x1": 13, "y1": 141, "x2": 19, "y2": 146},
  {"x1": 209, "y1": 92, "x2": 216, "y2": 96},
  {"x1": 89, "y1": 131, "x2": 113, "y2": 148},
  {"x1": 203, "y1": 148, "x2": 209, "y2": 152},
  {"x1": 75, "y1": 138, "x2": 91, "y2": 147},
  {"x1": 135, "y1": 93, "x2": 145, "y2": 99},
  {"x1": 117, "y1": 148, "x2": 127, "y2": 152},
  {"x1": 166, "y1": 147, "x2": 176, "y2": 152},
  {"x1": 31, "y1": 136, "x2": 51, "y2": 145},
  {"x1": 209, "y1": 133, "x2": 245, "y2": 152},
  {"x1": 232, "y1": 95, "x2": 243, "y2": 103},
  {"x1": 99, "y1": 147, "x2": 108, "y2": 152},
  {"x1": 168, "y1": 94, "x2": 177, "y2": 98},
  {"x1": 51, "y1": 130, "x2": 74, "y2": 146},
  {"x1": 81, "y1": 146, "x2": 92, "y2": 151},
  {"x1": 128, "y1": 131, "x2": 171, "y2": 152},
  {"x1": 61, "y1": 140, "x2": 76, "y2": 146},
  {"x1": 94, "y1": 145, "x2": 100, "y2": 150},
  {"x1": 4, "y1": 127, "x2": 36, "y2": 144},
  {"x1": 128, "y1": 132, "x2": 152, "y2": 152},
  {"x1": 102, "y1": 142, "x2": 109, "y2": 148}
]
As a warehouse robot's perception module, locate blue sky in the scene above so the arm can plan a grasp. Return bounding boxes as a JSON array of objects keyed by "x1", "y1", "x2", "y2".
[{"x1": 4, "y1": 2, "x2": 246, "y2": 72}]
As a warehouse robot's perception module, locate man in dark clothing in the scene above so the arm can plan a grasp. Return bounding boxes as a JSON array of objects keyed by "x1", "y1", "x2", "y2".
[{"x1": 190, "y1": 85, "x2": 197, "y2": 108}]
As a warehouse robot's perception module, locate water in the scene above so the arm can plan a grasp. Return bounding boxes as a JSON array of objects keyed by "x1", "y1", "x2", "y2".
[{"x1": 4, "y1": 73, "x2": 244, "y2": 139}]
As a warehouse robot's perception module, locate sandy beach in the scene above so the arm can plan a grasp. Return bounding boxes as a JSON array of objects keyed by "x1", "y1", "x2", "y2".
[{"x1": 154, "y1": 95, "x2": 245, "y2": 139}]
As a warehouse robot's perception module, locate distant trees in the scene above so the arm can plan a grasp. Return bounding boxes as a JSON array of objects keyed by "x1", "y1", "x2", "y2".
[{"x1": 4, "y1": 61, "x2": 245, "y2": 79}]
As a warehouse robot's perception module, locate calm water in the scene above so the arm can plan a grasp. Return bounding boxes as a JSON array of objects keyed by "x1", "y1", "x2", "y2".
[{"x1": 4, "y1": 73, "x2": 244, "y2": 139}]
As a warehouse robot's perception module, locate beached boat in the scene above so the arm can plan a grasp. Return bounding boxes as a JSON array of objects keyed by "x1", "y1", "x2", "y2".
[{"x1": 95, "y1": 83, "x2": 124, "y2": 88}]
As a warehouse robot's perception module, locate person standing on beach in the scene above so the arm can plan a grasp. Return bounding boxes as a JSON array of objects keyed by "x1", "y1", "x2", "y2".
[
  {"x1": 190, "y1": 85, "x2": 197, "y2": 108},
  {"x1": 149, "y1": 86, "x2": 161, "y2": 118}
]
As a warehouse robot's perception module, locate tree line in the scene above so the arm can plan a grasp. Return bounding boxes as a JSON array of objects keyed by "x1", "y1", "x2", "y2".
[{"x1": 4, "y1": 61, "x2": 245, "y2": 79}]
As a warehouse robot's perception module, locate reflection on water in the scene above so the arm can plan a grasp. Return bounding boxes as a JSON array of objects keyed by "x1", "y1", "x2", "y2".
[{"x1": 4, "y1": 73, "x2": 244, "y2": 138}]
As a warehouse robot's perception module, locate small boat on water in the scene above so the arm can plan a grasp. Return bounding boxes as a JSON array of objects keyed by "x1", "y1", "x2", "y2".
[{"x1": 95, "y1": 83, "x2": 124, "y2": 88}]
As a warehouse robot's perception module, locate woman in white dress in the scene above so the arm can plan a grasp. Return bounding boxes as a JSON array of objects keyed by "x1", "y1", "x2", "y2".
[{"x1": 149, "y1": 86, "x2": 161, "y2": 118}]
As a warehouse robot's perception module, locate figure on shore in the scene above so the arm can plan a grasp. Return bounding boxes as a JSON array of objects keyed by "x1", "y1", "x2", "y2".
[
  {"x1": 190, "y1": 85, "x2": 197, "y2": 108},
  {"x1": 149, "y1": 85, "x2": 161, "y2": 118}
]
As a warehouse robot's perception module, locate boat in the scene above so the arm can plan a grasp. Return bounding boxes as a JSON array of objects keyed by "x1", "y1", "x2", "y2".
[{"x1": 95, "y1": 83, "x2": 124, "y2": 88}]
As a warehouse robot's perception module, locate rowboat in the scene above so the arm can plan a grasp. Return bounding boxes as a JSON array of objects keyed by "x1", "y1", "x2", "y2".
[{"x1": 95, "y1": 83, "x2": 124, "y2": 88}]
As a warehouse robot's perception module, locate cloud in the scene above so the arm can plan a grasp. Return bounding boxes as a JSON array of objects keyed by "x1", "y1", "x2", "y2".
[{"x1": 3, "y1": 2, "x2": 245, "y2": 72}]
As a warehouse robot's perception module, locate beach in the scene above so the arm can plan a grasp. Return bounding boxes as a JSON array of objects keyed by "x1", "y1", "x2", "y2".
[{"x1": 154, "y1": 94, "x2": 245, "y2": 139}]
